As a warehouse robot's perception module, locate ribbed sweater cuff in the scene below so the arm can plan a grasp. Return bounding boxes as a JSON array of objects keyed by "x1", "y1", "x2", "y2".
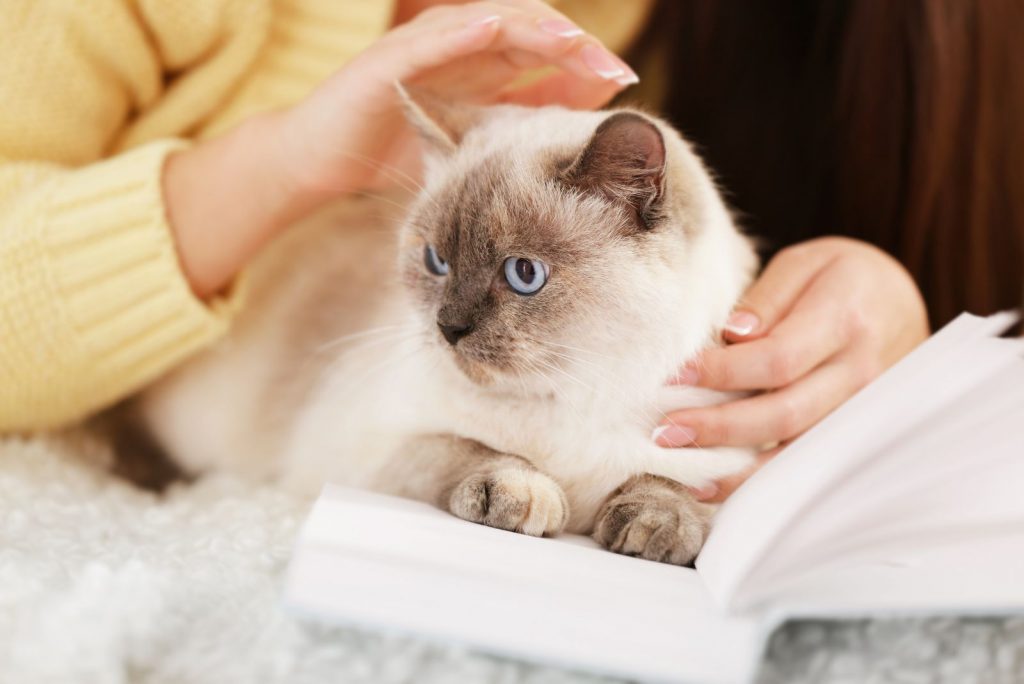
[{"x1": 43, "y1": 140, "x2": 245, "y2": 409}]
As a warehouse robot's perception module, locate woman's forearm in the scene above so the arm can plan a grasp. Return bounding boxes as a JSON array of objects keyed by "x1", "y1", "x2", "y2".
[{"x1": 162, "y1": 113, "x2": 328, "y2": 299}]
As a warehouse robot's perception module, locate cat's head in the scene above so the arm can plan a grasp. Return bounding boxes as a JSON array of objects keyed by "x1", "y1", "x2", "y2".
[{"x1": 397, "y1": 86, "x2": 756, "y2": 400}]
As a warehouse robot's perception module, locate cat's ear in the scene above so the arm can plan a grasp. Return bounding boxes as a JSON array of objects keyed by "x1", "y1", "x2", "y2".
[
  {"x1": 395, "y1": 82, "x2": 481, "y2": 154},
  {"x1": 564, "y1": 112, "x2": 667, "y2": 229}
]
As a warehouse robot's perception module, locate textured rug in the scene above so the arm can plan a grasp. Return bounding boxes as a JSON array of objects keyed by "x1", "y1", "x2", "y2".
[{"x1": 1, "y1": 434, "x2": 1019, "y2": 684}]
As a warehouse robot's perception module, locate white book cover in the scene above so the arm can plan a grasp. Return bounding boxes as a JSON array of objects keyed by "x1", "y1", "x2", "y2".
[{"x1": 283, "y1": 313, "x2": 1024, "y2": 683}]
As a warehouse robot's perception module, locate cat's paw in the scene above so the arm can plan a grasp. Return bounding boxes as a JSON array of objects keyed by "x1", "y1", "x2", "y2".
[
  {"x1": 593, "y1": 474, "x2": 712, "y2": 566},
  {"x1": 448, "y1": 467, "x2": 569, "y2": 536}
]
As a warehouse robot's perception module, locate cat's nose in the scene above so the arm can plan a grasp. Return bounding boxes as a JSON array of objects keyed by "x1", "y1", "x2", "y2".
[{"x1": 438, "y1": 321, "x2": 473, "y2": 346}]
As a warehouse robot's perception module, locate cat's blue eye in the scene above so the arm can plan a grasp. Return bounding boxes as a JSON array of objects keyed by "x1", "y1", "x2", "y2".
[
  {"x1": 503, "y1": 257, "x2": 548, "y2": 295},
  {"x1": 424, "y1": 245, "x2": 449, "y2": 276}
]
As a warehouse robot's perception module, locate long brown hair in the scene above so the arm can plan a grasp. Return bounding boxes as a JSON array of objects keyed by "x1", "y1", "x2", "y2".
[{"x1": 634, "y1": 0, "x2": 1024, "y2": 327}]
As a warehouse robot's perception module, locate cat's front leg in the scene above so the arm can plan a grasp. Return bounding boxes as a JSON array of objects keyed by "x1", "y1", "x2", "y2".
[
  {"x1": 592, "y1": 474, "x2": 714, "y2": 566},
  {"x1": 385, "y1": 435, "x2": 569, "y2": 537}
]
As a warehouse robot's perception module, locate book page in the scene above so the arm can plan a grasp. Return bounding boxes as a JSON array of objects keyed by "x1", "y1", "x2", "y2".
[
  {"x1": 284, "y1": 485, "x2": 761, "y2": 684},
  {"x1": 733, "y1": 363, "x2": 1024, "y2": 612},
  {"x1": 697, "y1": 312, "x2": 1024, "y2": 613},
  {"x1": 760, "y1": 530, "x2": 1024, "y2": 621}
]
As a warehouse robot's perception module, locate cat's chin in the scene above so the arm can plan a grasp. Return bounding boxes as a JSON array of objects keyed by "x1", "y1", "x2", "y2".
[
  {"x1": 450, "y1": 354, "x2": 497, "y2": 386},
  {"x1": 447, "y1": 351, "x2": 557, "y2": 401}
]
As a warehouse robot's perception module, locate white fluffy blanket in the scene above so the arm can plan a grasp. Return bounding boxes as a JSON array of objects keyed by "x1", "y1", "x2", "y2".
[
  {"x1": 0, "y1": 434, "x2": 608, "y2": 684},
  {"x1": 2, "y1": 434, "x2": 1016, "y2": 684}
]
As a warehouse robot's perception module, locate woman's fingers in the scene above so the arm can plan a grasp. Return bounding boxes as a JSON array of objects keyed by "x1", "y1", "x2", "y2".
[
  {"x1": 722, "y1": 242, "x2": 837, "y2": 342},
  {"x1": 467, "y1": 14, "x2": 637, "y2": 89},
  {"x1": 658, "y1": 351, "x2": 870, "y2": 447},
  {"x1": 385, "y1": 3, "x2": 635, "y2": 93},
  {"x1": 675, "y1": 267, "x2": 851, "y2": 391},
  {"x1": 657, "y1": 238, "x2": 928, "y2": 476},
  {"x1": 366, "y1": 10, "x2": 505, "y2": 83},
  {"x1": 481, "y1": 0, "x2": 637, "y2": 82},
  {"x1": 499, "y1": 71, "x2": 623, "y2": 109}
]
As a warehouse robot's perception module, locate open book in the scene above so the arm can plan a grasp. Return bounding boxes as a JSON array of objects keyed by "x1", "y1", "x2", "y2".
[{"x1": 283, "y1": 313, "x2": 1024, "y2": 683}]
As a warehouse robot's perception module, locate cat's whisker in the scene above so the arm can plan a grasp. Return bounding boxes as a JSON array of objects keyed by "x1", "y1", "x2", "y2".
[
  {"x1": 316, "y1": 324, "x2": 419, "y2": 354},
  {"x1": 366, "y1": 340, "x2": 431, "y2": 387},
  {"x1": 335, "y1": 150, "x2": 449, "y2": 219},
  {"x1": 523, "y1": 355, "x2": 593, "y2": 429},
  {"x1": 536, "y1": 347, "x2": 608, "y2": 378},
  {"x1": 530, "y1": 339, "x2": 683, "y2": 431},
  {"x1": 316, "y1": 333, "x2": 425, "y2": 375},
  {"x1": 528, "y1": 362, "x2": 588, "y2": 430},
  {"x1": 519, "y1": 337, "x2": 663, "y2": 418},
  {"x1": 539, "y1": 340, "x2": 620, "y2": 363},
  {"x1": 324, "y1": 331, "x2": 428, "y2": 394},
  {"x1": 353, "y1": 191, "x2": 417, "y2": 218},
  {"x1": 351, "y1": 207, "x2": 411, "y2": 230},
  {"x1": 533, "y1": 356, "x2": 591, "y2": 394},
  {"x1": 317, "y1": 324, "x2": 423, "y2": 367},
  {"x1": 334, "y1": 149, "x2": 427, "y2": 198},
  {"x1": 503, "y1": 358, "x2": 532, "y2": 399}
]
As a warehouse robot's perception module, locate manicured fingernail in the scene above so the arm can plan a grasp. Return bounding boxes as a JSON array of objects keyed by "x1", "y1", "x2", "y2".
[
  {"x1": 692, "y1": 482, "x2": 719, "y2": 501},
  {"x1": 725, "y1": 311, "x2": 760, "y2": 337},
  {"x1": 669, "y1": 365, "x2": 700, "y2": 385},
  {"x1": 614, "y1": 65, "x2": 640, "y2": 86},
  {"x1": 580, "y1": 44, "x2": 624, "y2": 80},
  {"x1": 467, "y1": 14, "x2": 501, "y2": 27},
  {"x1": 539, "y1": 19, "x2": 584, "y2": 38},
  {"x1": 652, "y1": 424, "x2": 698, "y2": 447}
]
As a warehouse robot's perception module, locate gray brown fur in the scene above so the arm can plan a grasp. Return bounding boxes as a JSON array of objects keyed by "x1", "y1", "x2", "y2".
[
  {"x1": 379, "y1": 435, "x2": 569, "y2": 537},
  {"x1": 593, "y1": 474, "x2": 713, "y2": 566}
]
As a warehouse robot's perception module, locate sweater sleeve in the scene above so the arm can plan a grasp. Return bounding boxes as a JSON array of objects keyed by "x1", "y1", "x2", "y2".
[
  {"x1": 0, "y1": 1, "x2": 253, "y2": 432},
  {"x1": 0, "y1": 146, "x2": 245, "y2": 432}
]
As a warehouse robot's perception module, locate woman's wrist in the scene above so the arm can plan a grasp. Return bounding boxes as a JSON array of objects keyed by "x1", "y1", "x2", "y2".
[{"x1": 163, "y1": 112, "x2": 330, "y2": 300}]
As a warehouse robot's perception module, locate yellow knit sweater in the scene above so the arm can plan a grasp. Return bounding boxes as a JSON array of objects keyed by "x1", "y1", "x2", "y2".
[{"x1": 0, "y1": 0, "x2": 651, "y2": 432}]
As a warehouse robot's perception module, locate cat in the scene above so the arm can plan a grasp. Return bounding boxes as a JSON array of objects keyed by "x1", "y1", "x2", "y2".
[{"x1": 138, "y1": 87, "x2": 759, "y2": 565}]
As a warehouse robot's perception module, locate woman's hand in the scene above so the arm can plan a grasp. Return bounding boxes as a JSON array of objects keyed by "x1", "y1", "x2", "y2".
[
  {"x1": 283, "y1": 0, "x2": 637, "y2": 196},
  {"x1": 656, "y1": 237, "x2": 930, "y2": 501},
  {"x1": 165, "y1": 0, "x2": 634, "y2": 298}
]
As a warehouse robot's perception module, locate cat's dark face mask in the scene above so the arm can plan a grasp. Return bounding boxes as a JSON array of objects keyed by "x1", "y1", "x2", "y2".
[{"x1": 401, "y1": 162, "x2": 583, "y2": 387}]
